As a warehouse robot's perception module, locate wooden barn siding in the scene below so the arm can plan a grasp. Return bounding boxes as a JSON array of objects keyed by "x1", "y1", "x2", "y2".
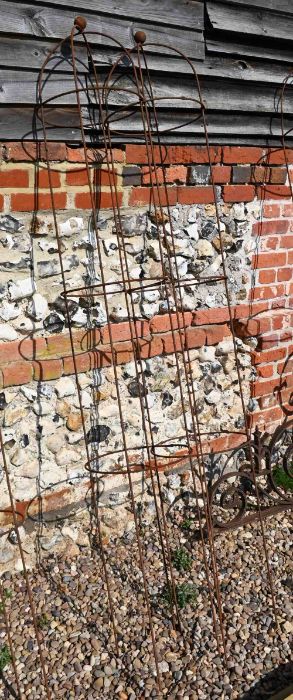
[{"x1": 0, "y1": 0, "x2": 292, "y2": 144}]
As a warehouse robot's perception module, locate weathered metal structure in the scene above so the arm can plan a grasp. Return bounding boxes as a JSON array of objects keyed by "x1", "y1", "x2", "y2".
[{"x1": 0, "y1": 15, "x2": 292, "y2": 697}]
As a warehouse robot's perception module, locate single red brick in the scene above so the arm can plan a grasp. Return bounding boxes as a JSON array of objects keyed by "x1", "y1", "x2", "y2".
[
  {"x1": 247, "y1": 406, "x2": 283, "y2": 428},
  {"x1": 257, "y1": 364, "x2": 274, "y2": 379},
  {"x1": 252, "y1": 377, "x2": 281, "y2": 398},
  {"x1": 63, "y1": 352, "x2": 93, "y2": 374},
  {"x1": 252, "y1": 219, "x2": 289, "y2": 236},
  {"x1": 2, "y1": 142, "x2": 67, "y2": 162},
  {"x1": 11, "y1": 192, "x2": 66, "y2": 211},
  {"x1": 128, "y1": 186, "x2": 177, "y2": 207},
  {"x1": 150, "y1": 312, "x2": 192, "y2": 334},
  {"x1": 259, "y1": 269, "x2": 276, "y2": 284},
  {"x1": 282, "y1": 203, "x2": 293, "y2": 217},
  {"x1": 212, "y1": 165, "x2": 231, "y2": 184},
  {"x1": 66, "y1": 146, "x2": 124, "y2": 163},
  {"x1": 257, "y1": 332, "x2": 279, "y2": 350},
  {"x1": 288, "y1": 250, "x2": 293, "y2": 264},
  {"x1": 251, "y1": 166, "x2": 267, "y2": 184},
  {"x1": 268, "y1": 148, "x2": 293, "y2": 165},
  {"x1": 252, "y1": 252, "x2": 286, "y2": 269},
  {"x1": 262, "y1": 236, "x2": 279, "y2": 250},
  {"x1": 269, "y1": 167, "x2": 287, "y2": 184},
  {"x1": 0, "y1": 169, "x2": 29, "y2": 188},
  {"x1": 184, "y1": 327, "x2": 206, "y2": 349},
  {"x1": 37, "y1": 169, "x2": 61, "y2": 189},
  {"x1": 279, "y1": 235, "x2": 293, "y2": 248},
  {"x1": 79, "y1": 328, "x2": 101, "y2": 353},
  {"x1": 101, "y1": 320, "x2": 149, "y2": 344},
  {"x1": 142, "y1": 165, "x2": 187, "y2": 185},
  {"x1": 204, "y1": 324, "x2": 230, "y2": 345},
  {"x1": 249, "y1": 284, "x2": 285, "y2": 301},
  {"x1": 257, "y1": 185, "x2": 291, "y2": 200},
  {"x1": 263, "y1": 203, "x2": 280, "y2": 218},
  {"x1": 74, "y1": 191, "x2": 122, "y2": 209},
  {"x1": 138, "y1": 335, "x2": 163, "y2": 359},
  {"x1": 0, "y1": 195, "x2": 3, "y2": 211},
  {"x1": 46, "y1": 334, "x2": 73, "y2": 358},
  {"x1": 192, "y1": 307, "x2": 231, "y2": 325},
  {"x1": 223, "y1": 185, "x2": 255, "y2": 203},
  {"x1": 126, "y1": 145, "x2": 221, "y2": 165},
  {"x1": 233, "y1": 317, "x2": 271, "y2": 338},
  {"x1": 114, "y1": 341, "x2": 133, "y2": 365},
  {"x1": 66, "y1": 168, "x2": 90, "y2": 186},
  {"x1": 2, "y1": 361, "x2": 33, "y2": 387},
  {"x1": 33, "y1": 359, "x2": 63, "y2": 381},
  {"x1": 223, "y1": 147, "x2": 264, "y2": 164},
  {"x1": 177, "y1": 186, "x2": 214, "y2": 204},
  {"x1": 277, "y1": 267, "x2": 292, "y2": 282},
  {"x1": 252, "y1": 347, "x2": 286, "y2": 365}
]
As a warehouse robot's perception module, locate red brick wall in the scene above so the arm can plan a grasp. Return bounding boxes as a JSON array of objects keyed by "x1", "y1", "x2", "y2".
[{"x1": 0, "y1": 142, "x2": 292, "y2": 433}]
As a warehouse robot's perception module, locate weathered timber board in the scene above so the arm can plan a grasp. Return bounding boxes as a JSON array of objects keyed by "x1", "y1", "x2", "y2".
[
  {"x1": 0, "y1": 1, "x2": 204, "y2": 60},
  {"x1": 1, "y1": 107, "x2": 292, "y2": 144},
  {"x1": 207, "y1": 1, "x2": 293, "y2": 42},
  {"x1": 214, "y1": 0, "x2": 293, "y2": 13},
  {"x1": 206, "y1": 38, "x2": 293, "y2": 65},
  {"x1": 0, "y1": 36, "x2": 87, "y2": 71},
  {"x1": 3, "y1": 69, "x2": 292, "y2": 114},
  {"x1": 31, "y1": 0, "x2": 204, "y2": 30}
]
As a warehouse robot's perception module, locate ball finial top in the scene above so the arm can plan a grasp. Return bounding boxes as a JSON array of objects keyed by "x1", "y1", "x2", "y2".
[
  {"x1": 134, "y1": 30, "x2": 146, "y2": 45},
  {"x1": 74, "y1": 16, "x2": 87, "y2": 32}
]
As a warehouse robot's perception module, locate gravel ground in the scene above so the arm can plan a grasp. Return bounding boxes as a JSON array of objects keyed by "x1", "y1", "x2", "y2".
[{"x1": 0, "y1": 511, "x2": 292, "y2": 700}]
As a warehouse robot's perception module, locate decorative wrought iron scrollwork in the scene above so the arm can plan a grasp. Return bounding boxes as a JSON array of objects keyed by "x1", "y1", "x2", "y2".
[{"x1": 209, "y1": 420, "x2": 293, "y2": 531}]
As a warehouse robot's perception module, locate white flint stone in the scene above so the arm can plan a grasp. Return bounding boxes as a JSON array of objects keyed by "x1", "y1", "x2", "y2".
[
  {"x1": 13, "y1": 316, "x2": 42, "y2": 334},
  {"x1": 32, "y1": 400, "x2": 52, "y2": 416},
  {"x1": 103, "y1": 238, "x2": 118, "y2": 256},
  {"x1": 216, "y1": 339, "x2": 235, "y2": 355},
  {"x1": 20, "y1": 386, "x2": 37, "y2": 402},
  {"x1": 27, "y1": 293, "x2": 48, "y2": 321},
  {"x1": 186, "y1": 223, "x2": 199, "y2": 241},
  {"x1": 55, "y1": 377, "x2": 76, "y2": 399},
  {"x1": 196, "y1": 239, "x2": 214, "y2": 257},
  {"x1": 56, "y1": 447, "x2": 81, "y2": 466},
  {"x1": 59, "y1": 217, "x2": 84, "y2": 237},
  {"x1": 8, "y1": 277, "x2": 36, "y2": 301},
  {"x1": 199, "y1": 346, "x2": 216, "y2": 362},
  {"x1": 0, "y1": 323, "x2": 18, "y2": 341},
  {"x1": 46, "y1": 432, "x2": 65, "y2": 454},
  {"x1": 71, "y1": 308, "x2": 87, "y2": 327},
  {"x1": 141, "y1": 302, "x2": 160, "y2": 319},
  {"x1": 10, "y1": 448, "x2": 28, "y2": 467},
  {"x1": 142, "y1": 289, "x2": 160, "y2": 303},
  {"x1": 0, "y1": 302, "x2": 20, "y2": 321},
  {"x1": 188, "y1": 207, "x2": 197, "y2": 223},
  {"x1": 205, "y1": 389, "x2": 222, "y2": 405}
]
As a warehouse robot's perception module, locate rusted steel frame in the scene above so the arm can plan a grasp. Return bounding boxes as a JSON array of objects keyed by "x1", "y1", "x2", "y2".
[
  {"x1": 114, "y1": 40, "x2": 226, "y2": 652},
  {"x1": 83, "y1": 36, "x2": 182, "y2": 631},
  {"x1": 143, "y1": 38, "x2": 279, "y2": 627},
  {"x1": 60, "y1": 274, "x2": 228, "y2": 300},
  {"x1": 135, "y1": 45, "x2": 227, "y2": 656},
  {"x1": 102, "y1": 32, "x2": 225, "y2": 653},
  {"x1": 0, "y1": 577, "x2": 23, "y2": 699},
  {"x1": 38, "y1": 27, "x2": 120, "y2": 655},
  {"x1": 0, "y1": 429, "x2": 52, "y2": 699},
  {"x1": 68, "y1": 26, "x2": 164, "y2": 689},
  {"x1": 194, "y1": 82, "x2": 280, "y2": 625}
]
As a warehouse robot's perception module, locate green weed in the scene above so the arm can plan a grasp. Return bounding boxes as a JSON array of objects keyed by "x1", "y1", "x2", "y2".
[
  {"x1": 0, "y1": 645, "x2": 11, "y2": 672},
  {"x1": 172, "y1": 547, "x2": 192, "y2": 572}
]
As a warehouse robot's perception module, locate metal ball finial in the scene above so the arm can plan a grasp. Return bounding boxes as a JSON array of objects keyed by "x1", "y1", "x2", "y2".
[
  {"x1": 134, "y1": 30, "x2": 146, "y2": 45},
  {"x1": 74, "y1": 16, "x2": 87, "y2": 32}
]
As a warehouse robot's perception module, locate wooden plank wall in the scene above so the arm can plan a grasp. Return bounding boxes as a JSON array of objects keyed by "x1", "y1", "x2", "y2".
[{"x1": 0, "y1": 0, "x2": 292, "y2": 144}]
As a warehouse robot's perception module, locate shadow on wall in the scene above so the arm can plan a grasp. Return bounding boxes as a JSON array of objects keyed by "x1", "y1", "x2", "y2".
[{"x1": 240, "y1": 661, "x2": 293, "y2": 700}]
